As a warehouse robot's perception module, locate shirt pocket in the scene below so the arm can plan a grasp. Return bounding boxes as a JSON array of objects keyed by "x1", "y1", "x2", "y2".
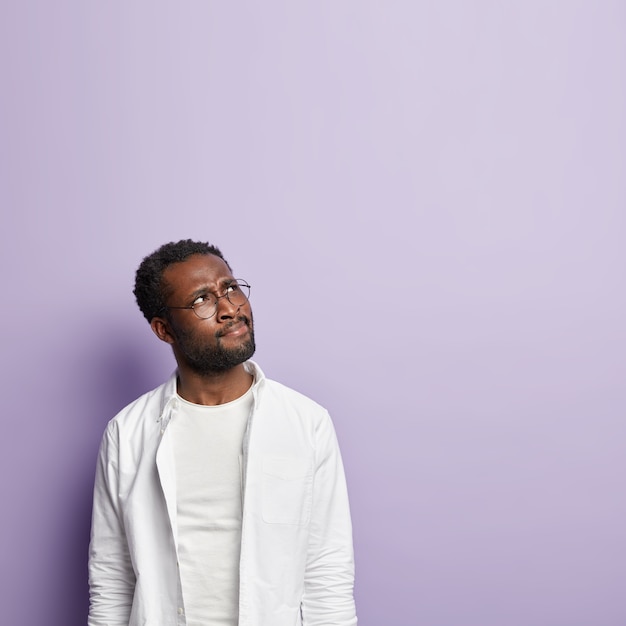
[{"x1": 262, "y1": 456, "x2": 313, "y2": 525}]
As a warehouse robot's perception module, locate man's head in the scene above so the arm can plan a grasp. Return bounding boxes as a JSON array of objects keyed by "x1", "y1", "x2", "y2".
[
  {"x1": 134, "y1": 239, "x2": 231, "y2": 323},
  {"x1": 134, "y1": 240, "x2": 255, "y2": 374}
]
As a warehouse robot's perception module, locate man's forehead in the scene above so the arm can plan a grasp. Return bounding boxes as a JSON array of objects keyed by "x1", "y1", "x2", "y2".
[{"x1": 162, "y1": 254, "x2": 234, "y2": 292}]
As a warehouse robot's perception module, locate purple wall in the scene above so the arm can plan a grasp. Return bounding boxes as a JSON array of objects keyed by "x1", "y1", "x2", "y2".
[{"x1": 1, "y1": 3, "x2": 625, "y2": 625}]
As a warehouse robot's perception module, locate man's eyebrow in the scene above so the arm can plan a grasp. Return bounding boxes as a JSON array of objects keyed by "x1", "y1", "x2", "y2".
[
  {"x1": 187, "y1": 287, "x2": 209, "y2": 301},
  {"x1": 187, "y1": 278, "x2": 235, "y2": 300}
]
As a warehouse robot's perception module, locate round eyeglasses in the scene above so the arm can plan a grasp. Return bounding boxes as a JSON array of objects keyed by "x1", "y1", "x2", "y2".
[{"x1": 162, "y1": 280, "x2": 251, "y2": 320}]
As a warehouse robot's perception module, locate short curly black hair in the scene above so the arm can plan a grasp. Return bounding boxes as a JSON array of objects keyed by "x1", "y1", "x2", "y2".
[{"x1": 133, "y1": 239, "x2": 231, "y2": 322}]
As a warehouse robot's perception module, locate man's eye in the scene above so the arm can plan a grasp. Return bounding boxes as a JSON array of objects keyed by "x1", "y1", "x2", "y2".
[
  {"x1": 227, "y1": 284, "x2": 240, "y2": 293},
  {"x1": 193, "y1": 295, "x2": 209, "y2": 305}
]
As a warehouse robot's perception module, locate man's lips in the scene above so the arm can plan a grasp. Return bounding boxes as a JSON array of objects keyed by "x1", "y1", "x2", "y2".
[{"x1": 217, "y1": 319, "x2": 250, "y2": 338}]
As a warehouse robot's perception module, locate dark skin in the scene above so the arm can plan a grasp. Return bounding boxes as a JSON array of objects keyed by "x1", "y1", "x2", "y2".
[{"x1": 150, "y1": 254, "x2": 254, "y2": 406}]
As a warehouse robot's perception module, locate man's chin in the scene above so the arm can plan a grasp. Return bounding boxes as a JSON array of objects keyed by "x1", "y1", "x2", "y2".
[{"x1": 191, "y1": 340, "x2": 256, "y2": 374}]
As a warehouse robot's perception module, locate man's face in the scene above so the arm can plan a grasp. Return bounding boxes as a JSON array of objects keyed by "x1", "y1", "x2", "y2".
[{"x1": 155, "y1": 253, "x2": 255, "y2": 374}]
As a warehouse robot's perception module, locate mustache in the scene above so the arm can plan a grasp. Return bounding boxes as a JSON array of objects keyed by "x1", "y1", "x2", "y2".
[{"x1": 215, "y1": 315, "x2": 252, "y2": 337}]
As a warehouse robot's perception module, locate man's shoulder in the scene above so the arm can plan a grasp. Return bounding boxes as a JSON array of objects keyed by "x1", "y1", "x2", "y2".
[
  {"x1": 261, "y1": 377, "x2": 329, "y2": 416},
  {"x1": 248, "y1": 361, "x2": 326, "y2": 414},
  {"x1": 108, "y1": 374, "x2": 175, "y2": 429}
]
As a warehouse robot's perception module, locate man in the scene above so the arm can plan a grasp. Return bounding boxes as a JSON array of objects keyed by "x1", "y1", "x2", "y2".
[{"x1": 88, "y1": 239, "x2": 357, "y2": 626}]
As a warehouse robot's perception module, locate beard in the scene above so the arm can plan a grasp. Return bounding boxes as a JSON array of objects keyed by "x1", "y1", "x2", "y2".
[{"x1": 171, "y1": 314, "x2": 256, "y2": 375}]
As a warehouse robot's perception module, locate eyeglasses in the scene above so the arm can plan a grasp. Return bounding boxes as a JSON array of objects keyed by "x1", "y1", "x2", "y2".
[{"x1": 162, "y1": 280, "x2": 251, "y2": 320}]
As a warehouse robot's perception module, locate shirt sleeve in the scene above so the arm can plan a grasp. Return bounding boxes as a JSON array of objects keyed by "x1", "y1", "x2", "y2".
[
  {"x1": 88, "y1": 423, "x2": 136, "y2": 626},
  {"x1": 301, "y1": 410, "x2": 358, "y2": 626}
]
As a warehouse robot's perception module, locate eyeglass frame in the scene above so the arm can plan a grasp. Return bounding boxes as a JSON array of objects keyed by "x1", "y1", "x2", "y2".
[{"x1": 159, "y1": 279, "x2": 251, "y2": 320}]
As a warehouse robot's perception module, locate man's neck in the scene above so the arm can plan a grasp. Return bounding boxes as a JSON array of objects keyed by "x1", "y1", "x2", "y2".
[{"x1": 176, "y1": 363, "x2": 253, "y2": 406}]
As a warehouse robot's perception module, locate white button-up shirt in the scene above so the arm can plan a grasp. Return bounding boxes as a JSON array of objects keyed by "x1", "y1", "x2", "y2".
[{"x1": 88, "y1": 361, "x2": 357, "y2": 626}]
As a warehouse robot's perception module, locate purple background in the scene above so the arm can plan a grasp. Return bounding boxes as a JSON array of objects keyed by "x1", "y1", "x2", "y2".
[{"x1": 1, "y1": 3, "x2": 625, "y2": 625}]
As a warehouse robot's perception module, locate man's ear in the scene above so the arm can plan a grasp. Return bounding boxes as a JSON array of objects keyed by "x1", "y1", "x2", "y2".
[{"x1": 150, "y1": 316, "x2": 175, "y2": 345}]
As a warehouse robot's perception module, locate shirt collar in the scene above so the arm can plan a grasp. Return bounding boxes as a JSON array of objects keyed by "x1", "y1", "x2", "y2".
[{"x1": 156, "y1": 359, "x2": 265, "y2": 420}]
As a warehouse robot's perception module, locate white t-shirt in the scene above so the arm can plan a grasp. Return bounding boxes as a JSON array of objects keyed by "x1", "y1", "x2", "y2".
[{"x1": 170, "y1": 387, "x2": 253, "y2": 626}]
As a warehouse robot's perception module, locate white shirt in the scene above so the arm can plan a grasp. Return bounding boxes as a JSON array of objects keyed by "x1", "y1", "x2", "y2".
[{"x1": 88, "y1": 361, "x2": 357, "y2": 626}]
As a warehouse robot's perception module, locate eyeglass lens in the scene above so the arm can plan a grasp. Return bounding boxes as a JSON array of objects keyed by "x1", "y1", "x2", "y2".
[{"x1": 194, "y1": 282, "x2": 250, "y2": 319}]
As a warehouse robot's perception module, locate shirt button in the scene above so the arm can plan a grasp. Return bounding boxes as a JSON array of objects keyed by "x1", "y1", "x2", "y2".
[{"x1": 178, "y1": 607, "x2": 184, "y2": 615}]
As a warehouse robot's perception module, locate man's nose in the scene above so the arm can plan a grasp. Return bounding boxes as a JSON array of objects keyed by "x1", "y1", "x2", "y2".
[{"x1": 216, "y1": 294, "x2": 240, "y2": 320}]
